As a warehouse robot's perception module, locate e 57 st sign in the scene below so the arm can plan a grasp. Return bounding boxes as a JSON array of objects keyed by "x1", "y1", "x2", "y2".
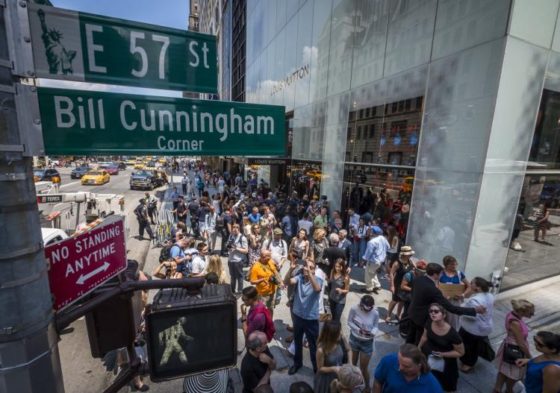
[
  {"x1": 28, "y1": 3, "x2": 217, "y2": 93},
  {"x1": 38, "y1": 87, "x2": 286, "y2": 156}
]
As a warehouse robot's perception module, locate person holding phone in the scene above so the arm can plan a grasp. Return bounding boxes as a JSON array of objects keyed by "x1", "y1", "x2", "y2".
[
  {"x1": 347, "y1": 295, "x2": 379, "y2": 393},
  {"x1": 284, "y1": 256, "x2": 323, "y2": 375},
  {"x1": 418, "y1": 303, "x2": 464, "y2": 392}
]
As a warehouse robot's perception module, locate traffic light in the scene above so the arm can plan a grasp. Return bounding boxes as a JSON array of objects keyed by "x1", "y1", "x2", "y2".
[{"x1": 144, "y1": 284, "x2": 237, "y2": 382}]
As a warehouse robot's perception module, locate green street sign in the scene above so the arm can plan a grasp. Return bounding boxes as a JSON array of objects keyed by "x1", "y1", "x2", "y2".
[
  {"x1": 38, "y1": 87, "x2": 286, "y2": 156},
  {"x1": 28, "y1": 4, "x2": 217, "y2": 93}
]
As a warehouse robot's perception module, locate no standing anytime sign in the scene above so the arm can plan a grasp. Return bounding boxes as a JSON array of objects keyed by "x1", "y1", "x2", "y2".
[{"x1": 45, "y1": 215, "x2": 127, "y2": 312}]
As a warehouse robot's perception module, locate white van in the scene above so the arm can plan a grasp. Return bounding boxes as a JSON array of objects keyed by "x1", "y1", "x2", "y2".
[{"x1": 41, "y1": 228, "x2": 69, "y2": 247}]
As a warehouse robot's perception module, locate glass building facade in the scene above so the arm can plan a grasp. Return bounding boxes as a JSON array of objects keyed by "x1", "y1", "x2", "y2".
[{"x1": 243, "y1": 0, "x2": 560, "y2": 291}]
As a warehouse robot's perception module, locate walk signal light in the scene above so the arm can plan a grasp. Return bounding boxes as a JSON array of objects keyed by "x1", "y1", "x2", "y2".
[{"x1": 144, "y1": 284, "x2": 237, "y2": 382}]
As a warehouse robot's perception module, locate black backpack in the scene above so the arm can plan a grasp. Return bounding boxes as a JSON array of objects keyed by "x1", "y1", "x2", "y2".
[
  {"x1": 215, "y1": 214, "x2": 225, "y2": 229},
  {"x1": 159, "y1": 244, "x2": 174, "y2": 263}
]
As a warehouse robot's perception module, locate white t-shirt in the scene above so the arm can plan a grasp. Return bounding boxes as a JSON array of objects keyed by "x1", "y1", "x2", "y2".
[
  {"x1": 262, "y1": 238, "x2": 288, "y2": 266},
  {"x1": 191, "y1": 255, "x2": 207, "y2": 275},
  {"x1": 460, "y1": 292, "x2": 494, "y2": 336}
]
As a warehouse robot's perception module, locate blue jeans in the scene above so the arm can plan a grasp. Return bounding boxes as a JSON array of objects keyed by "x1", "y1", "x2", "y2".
[{"x1": 292, "y1": 313, "x2": 319, "y2": 372}]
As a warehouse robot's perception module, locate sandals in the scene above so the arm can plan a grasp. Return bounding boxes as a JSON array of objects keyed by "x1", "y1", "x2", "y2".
[
  {"x1": 130, "y1": 383, "x2": 150, "y2": 392},
  {"x1": 459, "y1": 365, "x2": 473, "y2": 373}
]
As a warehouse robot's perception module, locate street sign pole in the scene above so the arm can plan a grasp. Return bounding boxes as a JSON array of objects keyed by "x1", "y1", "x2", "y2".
[{"x1": 0, "y1": 1, "x2": 64, "y2": 392}]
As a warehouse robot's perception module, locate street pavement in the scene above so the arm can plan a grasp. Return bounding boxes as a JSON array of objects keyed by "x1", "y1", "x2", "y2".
[{"x1": 56, "y1": 170, "x2": 560, "y2": 393}]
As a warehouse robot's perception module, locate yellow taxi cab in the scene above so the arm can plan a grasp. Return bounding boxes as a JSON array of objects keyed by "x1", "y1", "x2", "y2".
[
  {"x1": 158, "y1": 157, "x2": 167, "y2": 164},
  {"x1": 125, "y1": 159, "x2": 137, "y2": 166},
  {"x1": 81, "y1": 170, "x2": 110, "y2": 185},
  {"x1": 305, "y1": 170, "x2": 328, "y2": 181},
  {"x1": 402, "y1": 176, "x2": 414, "y2": 193},
  {"x1": 134, "y1": 161, "x2": 145, "y2": 170}
]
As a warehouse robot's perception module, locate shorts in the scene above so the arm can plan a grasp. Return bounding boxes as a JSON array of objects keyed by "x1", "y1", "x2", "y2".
[
  {"x1": 349, "y1": 333, "x2": 374, "y2": 356},
  {"x1": 260, "y1": 293, "x2": 276, "y2": 311}
]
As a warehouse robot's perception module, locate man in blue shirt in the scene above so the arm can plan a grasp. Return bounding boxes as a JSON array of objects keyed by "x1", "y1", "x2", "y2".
[
  {"x1": 248, "y1": 206, "x2": 261, "y2": 225},
  {"x1": 284, "y1": 257, "x2": 322, "y2": 375},
  {"x1": 373, "y1": 344, "x2": 443, "y2": 393},
  {"x1": 362, "y1": 226, "x2": 389, "y2": 294},
  {"x1": 169, "y1": 237, "x2": 190, "y2": 277}
]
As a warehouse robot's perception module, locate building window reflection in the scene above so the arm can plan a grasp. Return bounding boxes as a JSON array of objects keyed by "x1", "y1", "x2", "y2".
[
  {"x1": 529, "y1": 89, "x2": 560, "y2": 169},
  {"x1": 346, "y1": 96, "x2": 423, "y2": 167}
]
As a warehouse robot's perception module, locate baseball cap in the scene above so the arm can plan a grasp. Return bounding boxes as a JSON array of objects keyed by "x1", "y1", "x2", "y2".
[
  {"x1": 371, "y1": 226, "x2": 383, "y2": 235},
  {"x1": 273, "y1": 228, "x2": 283, "y2": 235}
]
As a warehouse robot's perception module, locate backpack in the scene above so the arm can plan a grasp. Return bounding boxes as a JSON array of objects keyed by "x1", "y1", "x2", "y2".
[
  {"x1": 159, "y1": 243, "x2": 173, "y2": 263},
  {"x1": 134, "y1": 204, "x2": 145, "y2": 221},
  {"x1": 248, "y1": 303, "x2": 276, "y2": 342},
  {"x1": 215, "y1": 214, "x2": 225, "y2": 229}
]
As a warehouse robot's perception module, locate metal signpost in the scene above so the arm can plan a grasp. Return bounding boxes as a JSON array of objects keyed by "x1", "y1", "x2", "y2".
[
  {"x1": 44, "y1": 215, "x2": 127, "y2": 312},
  {"x1": 27, "y1": 3, "x2": 217, "y2": 93},
  {"x1": 37, "y1": 87, "x2": 286, "y2": 156}
]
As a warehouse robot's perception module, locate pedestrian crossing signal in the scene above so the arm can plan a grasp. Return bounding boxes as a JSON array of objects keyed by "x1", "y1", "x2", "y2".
[{"x1": 144, "y1": 284, "x2": 237, "y2": 381}]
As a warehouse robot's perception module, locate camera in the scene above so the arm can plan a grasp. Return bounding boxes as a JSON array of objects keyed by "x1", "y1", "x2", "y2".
[
  {"x1": 226, "y1": 238, "x2": 236, "y2": 250},
  {"x1": 269, "y1": 276, "x2": 280, "y2": 285}
]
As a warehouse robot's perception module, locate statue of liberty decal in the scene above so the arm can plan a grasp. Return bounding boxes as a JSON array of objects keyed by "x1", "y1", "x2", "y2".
[{"x1": 37, "y1": 9, "x2": 77, "y2": 75}]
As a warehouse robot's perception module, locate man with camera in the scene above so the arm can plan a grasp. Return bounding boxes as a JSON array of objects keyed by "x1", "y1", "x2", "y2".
[
  {"x1": 227, "y1": 224, "x2": 249, "y2": 294},
  {"x1": 249, "y1": 250, "x2": 283, "y2": 317},
  {"x1": 284, "y1": 257, "x2": 323, "y2": 375}
]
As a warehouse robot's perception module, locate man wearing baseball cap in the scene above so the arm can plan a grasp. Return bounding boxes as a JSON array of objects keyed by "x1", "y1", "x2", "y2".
[{"x1": 361, "y1": 226, "x2": 390, "y2": 294}]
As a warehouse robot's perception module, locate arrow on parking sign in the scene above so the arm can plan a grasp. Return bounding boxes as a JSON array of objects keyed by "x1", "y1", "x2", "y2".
[{"x1": 76, "y1": 262, "x2": 110, "y2": 285}]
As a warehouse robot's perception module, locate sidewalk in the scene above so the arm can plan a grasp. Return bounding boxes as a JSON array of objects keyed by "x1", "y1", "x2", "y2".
[{"x1": 139, "y1": 176, "x2": 560, "y2": 393}]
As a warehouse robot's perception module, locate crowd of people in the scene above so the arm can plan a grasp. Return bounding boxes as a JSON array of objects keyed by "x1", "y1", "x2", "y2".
[{"x1": 148, "y1": 161, "x2": 560, "y2": 393}]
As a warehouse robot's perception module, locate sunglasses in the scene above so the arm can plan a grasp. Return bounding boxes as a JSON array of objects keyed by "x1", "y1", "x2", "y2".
[
  {"x1": 429, "y1": 309, "x2": 441, "y2": 314},
  {"x1": 361, "y1": 305, "x2": 373, "y2": 311}
]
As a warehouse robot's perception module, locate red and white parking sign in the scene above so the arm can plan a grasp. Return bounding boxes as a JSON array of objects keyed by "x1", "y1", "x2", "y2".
[{"x1": 45, "y1": 215, "x2": 127, "y2": 312}]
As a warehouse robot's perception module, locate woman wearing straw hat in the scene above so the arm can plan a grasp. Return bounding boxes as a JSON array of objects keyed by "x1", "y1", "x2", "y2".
[{"x1": 385, "y1": 246, "x2": 415, "y2": 323}]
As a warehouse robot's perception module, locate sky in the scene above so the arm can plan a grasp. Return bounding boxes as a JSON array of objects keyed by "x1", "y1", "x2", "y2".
[
  {"x1": 52, "y1": 0, "x2": 189, "y2": 29},
  {"x1": 42, "y1": 0, "x2": 190, "y2": 96}
]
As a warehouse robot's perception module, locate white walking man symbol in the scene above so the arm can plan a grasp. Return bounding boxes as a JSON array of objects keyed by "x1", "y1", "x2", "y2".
[{"x1": 158, "y1": 316, "x2": 194, "y2": 367}]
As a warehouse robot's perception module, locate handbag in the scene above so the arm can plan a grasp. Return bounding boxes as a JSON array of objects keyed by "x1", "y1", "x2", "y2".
[
  {"x1": 503, "y1": 342, "x2": 524, "y2": 365},
  {"x1": 428, "y1": 354, "x2": 445, "y2": 372}
]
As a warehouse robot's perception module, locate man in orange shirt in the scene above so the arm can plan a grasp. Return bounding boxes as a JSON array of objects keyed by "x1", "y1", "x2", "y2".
[{"x1": 250, "y1": 250, "x2": 282, "y2": 316}]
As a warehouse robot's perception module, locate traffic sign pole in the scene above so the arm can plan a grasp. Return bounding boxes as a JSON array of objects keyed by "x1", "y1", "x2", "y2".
[{"x1": 0, "y1": 1, "x2": 64, "y2": 392}]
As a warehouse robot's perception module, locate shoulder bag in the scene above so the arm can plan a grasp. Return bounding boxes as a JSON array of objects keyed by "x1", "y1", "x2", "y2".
[{"x1": 502, "y1": 315, "x2": 525, "y2": 365}]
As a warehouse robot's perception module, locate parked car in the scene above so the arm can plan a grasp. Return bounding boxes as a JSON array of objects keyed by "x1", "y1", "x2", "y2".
[
  {"x1": 81, "y1": 170, "x2": 110, "y2": 185},
  {"x1": 130, "y1": 170, "x2": 158, "y2": 190},
  {"x1": 99, "y1": 163, "x2": 119, "y2": 175},
  {"x1": 33, "y1": 168, "x2": 61, "y2": 183},
  {"x1": 70, "y1": 165, "x2": 91, "y2": 179}
]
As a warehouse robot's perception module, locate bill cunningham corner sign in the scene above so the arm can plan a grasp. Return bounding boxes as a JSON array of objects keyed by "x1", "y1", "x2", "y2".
[{"x1": 37, "y1": 87, "x2": 286, "y2": 156}]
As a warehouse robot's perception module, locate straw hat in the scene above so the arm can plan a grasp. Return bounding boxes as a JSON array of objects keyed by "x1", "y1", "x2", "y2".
[{"x1": 400, "y1": 245, "x2": 415, "y2": 256}]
